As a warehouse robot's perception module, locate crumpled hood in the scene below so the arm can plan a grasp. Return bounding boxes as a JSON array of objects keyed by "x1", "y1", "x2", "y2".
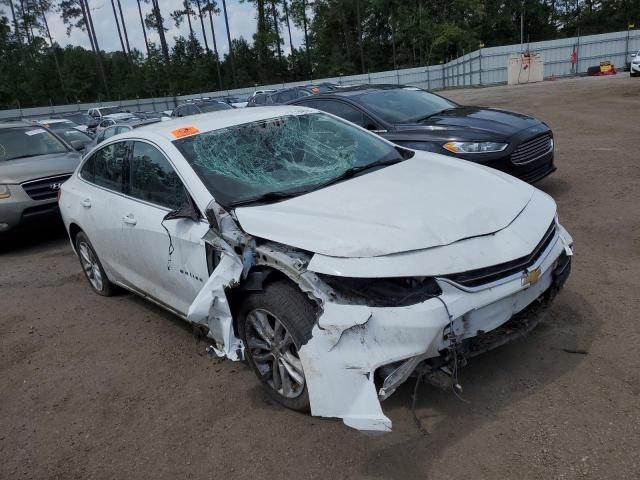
[
  {"x1": 0, "y1": 151, "x2": 81, "y2": 184},
  {"x1": 235, "y1": 151, "x2": 534, "y2": 258}
]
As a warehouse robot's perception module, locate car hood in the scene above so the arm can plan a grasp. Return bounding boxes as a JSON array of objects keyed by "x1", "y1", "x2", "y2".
[
  {"x1": 234, "y1": 151, "x2": 534, "y2": 258},
  {"x1": 0, "y1": 151, "x2": 81, "y2": 184},
  {"x1": 394, "y1": 107, "x2": 545, "y2": 141}
]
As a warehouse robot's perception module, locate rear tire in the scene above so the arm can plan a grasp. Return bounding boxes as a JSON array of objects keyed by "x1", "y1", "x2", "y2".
[
  {"x1": 238, "y1": 281, "x2": 317, "y2": 412},
  {"x1": 75, "y1": 231, "x2": 115, "y2": 296}
]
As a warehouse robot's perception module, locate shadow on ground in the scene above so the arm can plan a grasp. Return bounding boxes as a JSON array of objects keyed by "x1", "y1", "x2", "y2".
[
  {"x1": 359, "y1": 288, "x2": 599, "y2": 478},
  {"x1": 0, "y1": 218, "x2": 67, "y2": 255}
]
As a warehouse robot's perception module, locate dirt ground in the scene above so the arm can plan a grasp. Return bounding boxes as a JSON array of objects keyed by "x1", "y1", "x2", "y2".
[{"x1": 1, "y1": 75, "x2": 639, "y2": 480}]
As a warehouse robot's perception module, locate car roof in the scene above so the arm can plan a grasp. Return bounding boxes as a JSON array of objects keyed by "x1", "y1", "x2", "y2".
[
  {"x1": 301, "y1": 84, "x2": 413, "y2": 99},
  {"x1": 180, "y1": 100, "x2": 228, "y2": 106},
  {"x1": 37, "y1": 119, "x2": 73, "y2": 124},
  {"x1": 133, "y1": 105, "x2": 314, "y2": 141},
  {"x1": 103, "y1": 112, "x2": 137, "y2": 119},
  {"x1": 0, "y1": 120, "x2": 33, "y2": 129}
]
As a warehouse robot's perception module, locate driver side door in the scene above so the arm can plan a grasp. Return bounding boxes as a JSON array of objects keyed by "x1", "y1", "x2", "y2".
[{"x1": 119, "y1": 140, "x2": 211, "y2": 316}]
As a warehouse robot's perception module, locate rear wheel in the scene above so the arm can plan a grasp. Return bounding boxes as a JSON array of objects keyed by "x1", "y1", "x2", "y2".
[
  {"x1": 75, "y1": 231, "x2": 115, "y2": 296},
  {"x1": 238, "y1": 281, "x2": 317, "y2": 412}
]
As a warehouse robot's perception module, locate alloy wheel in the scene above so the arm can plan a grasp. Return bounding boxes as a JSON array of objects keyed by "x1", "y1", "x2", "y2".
[
  {"x1": 78, "y1": 241, "x2": 103, "y2": 291},
  {"x1": 245, "y1": 308, "x2": 305, "y2": 399}
]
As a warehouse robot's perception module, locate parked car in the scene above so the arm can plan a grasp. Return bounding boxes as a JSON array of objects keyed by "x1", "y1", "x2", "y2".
[
  {"x1": 267, "y1": 84, "x2": 339, "y2": 105},
  {"x1": 246, "y1": 93, "x2": 273, "y2": 107},
  {"x1": 85, "y1": 118, "x2": 160, "y2": 151},
  {"x1": 132, "y1": 111, "x2": 163, "y2": 120},
  {"x1": 171, "y1": 100, "x2": 233, "y2": 118},
  {"x1": 59, "y1": 107, "x2": 573, "y2": 431},
  {"x1": 37, "y1": 119, "x2": 93, "y2": 151},
  {"x1": 94, "y1": 113, "x2": 140, "y2": 137},
  {"x1": 62, "y1": 112, "x2": 99, "y2": 136},
  {"x1": 630, "y1": 50, "x2": 640, "y2": 77},
  {"x1": 87, "y1": 106, "x2": 124, "y2": 120},
  {"x1": 221, "y1": 96, "x2": 248, "y2": 108},
  {"x1": 289, "y1": 85, "x2": 556, "y2": 183},
  {"x1": 0, "y1": 121, "x2": 82, "y2": 233}
]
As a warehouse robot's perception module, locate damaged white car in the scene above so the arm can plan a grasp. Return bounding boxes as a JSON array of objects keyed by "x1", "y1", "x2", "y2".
[{"x1": 59, "y1": 106, "x2": 573, "y2": 432}]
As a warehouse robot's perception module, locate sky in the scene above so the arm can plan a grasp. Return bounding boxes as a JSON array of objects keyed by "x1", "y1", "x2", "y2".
[{"x1": 44, "y1": 0, "x2": 306, "y2": 57}]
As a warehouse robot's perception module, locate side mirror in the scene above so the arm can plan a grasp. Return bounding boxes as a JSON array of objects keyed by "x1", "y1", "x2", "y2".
[
  {"x1": 70, "y1": 140, "x2": 85, "y2": 151},
  {"x1": 163, "y1": 195, "x2": 200, "y2": 222}
]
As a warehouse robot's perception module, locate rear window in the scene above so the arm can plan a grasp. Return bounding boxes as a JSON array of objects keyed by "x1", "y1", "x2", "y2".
[
  {"x1": 100, "y1": 107, "x2": 123, "y2": 115},
  {"x1": 0, "y1": 127, "x2": 68, "y2": 162},
  {"x1": 199, "y1": 102, "x2": 233, "y2": 113}
]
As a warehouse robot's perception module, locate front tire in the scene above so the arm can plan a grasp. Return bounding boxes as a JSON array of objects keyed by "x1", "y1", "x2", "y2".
[
  {"x1": 238, "y1": 281, "x2": 317, "y2": 412},
  {"x1": 75, "y1": 231, "x2": 115, "y2": 296}
]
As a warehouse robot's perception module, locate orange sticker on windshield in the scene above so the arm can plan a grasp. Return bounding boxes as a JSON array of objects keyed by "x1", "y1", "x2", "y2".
[{"x1": 171, "y1": 126, "x2": 199, "y2": 138}]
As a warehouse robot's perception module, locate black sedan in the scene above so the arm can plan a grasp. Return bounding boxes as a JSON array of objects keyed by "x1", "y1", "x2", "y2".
[{"x1": 288, "y1": 85, "x2": 555, "y2": 183}]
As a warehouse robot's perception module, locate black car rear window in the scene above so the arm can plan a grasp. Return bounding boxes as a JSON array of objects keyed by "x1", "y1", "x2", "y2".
[{"x1": 199, "y1": 102, "x2": 233, "y2": 113}]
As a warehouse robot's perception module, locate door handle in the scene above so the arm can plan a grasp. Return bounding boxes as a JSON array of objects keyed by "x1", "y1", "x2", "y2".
[
  {"x1": 81, "y1": 198, "x2": 92, "y2": 208},
  {"x1": 123, "y1": 214, "x2": 137, "y2": 226}
]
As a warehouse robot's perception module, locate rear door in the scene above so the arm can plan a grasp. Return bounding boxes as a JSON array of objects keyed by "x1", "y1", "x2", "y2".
[
  {"x1": 76, "y1": 141, "x2": 132, "y2": 282},
  {"x1": 119, "y1": 140, "x2": 210, "y2": 315}
]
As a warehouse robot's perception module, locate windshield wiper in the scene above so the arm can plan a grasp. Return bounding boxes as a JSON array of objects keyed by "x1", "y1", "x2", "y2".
[
  {"x1": 310, "y1": 157, "x2": 403, "y2": 191},
  {"x1": 413, "y1": 107, "x2": 458, "y2": 123},
  {"x1": 3, "y1": 154, "x2": 42, "y2": 161}
]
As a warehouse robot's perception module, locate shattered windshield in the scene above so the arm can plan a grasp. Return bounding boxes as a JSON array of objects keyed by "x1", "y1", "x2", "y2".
[{"x1": 174, "y1": 113, "x2": 404, "y2": 206}]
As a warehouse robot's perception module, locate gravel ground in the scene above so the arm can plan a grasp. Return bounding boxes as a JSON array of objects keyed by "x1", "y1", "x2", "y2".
[{"x1": 1, "y1": 74, "x2": 639, "y2": 480}]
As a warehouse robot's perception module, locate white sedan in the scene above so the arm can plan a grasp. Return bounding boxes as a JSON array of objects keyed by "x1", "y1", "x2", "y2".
[
  {"x1": 59, "y1": 106, "x2": 573, "y2": 432},
  {"x1": 631, "y1": 49, "x2": 640, "y2": 77}
]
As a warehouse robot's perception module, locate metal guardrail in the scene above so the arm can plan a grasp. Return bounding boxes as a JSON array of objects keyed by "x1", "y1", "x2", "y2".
[{"x1": 1, "y1": 29, "x2": 639, "y2": 120}]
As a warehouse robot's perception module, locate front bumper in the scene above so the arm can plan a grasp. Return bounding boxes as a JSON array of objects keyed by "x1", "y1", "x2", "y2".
[
  {"x1": 631, "y1": 63, "x2": 640, "y2": 74},
  {"x1": 299, "y1": 222, "x2": 573, "y2": 431},
  {"x1": 0, "y1": 185, "x2": 60, "y2": 233},
  {"x1": 450, "y1": 129, "x2": 556, "y2": 183}
]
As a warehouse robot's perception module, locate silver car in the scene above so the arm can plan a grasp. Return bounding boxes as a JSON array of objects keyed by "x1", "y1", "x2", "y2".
[{"x1": 0, "y1": 121, "x2": 81, "y2": 233}]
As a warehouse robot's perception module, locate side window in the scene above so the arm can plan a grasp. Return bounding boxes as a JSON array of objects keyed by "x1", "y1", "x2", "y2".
[
  {"x1": 93, "y1": 142, "x2": 128, "y2": 192},
  {"x1": 79, "y1": 156, "x2": 94, "y2": 183},
  {"x1": 297, "y1": 90, "x2": 312, "y2": 98},
  {"x1": 315, "y1": 100, "x2": 368, "y2": 127},
  {"x1": 115, "y1": 126, "x2": 131, "y2": 134},
  {"x1": 128, "y1": 142, "x2": 187, "y2": 210},
  {"x1": 102, "y1": 126, "x2": 118, "y2": 140},
  {"x1": 254, "y1": 94, "x2": 266, "y2": 105},
  {"x1": 296, "y1": 99, "x2": 318, "y2": 109},
  {"x1": 276, "y1": 90, "x2": 297, "y2": 103}
]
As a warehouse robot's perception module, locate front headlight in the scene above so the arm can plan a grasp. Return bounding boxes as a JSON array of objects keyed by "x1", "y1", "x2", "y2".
[
  {"x1": 443, "y1": 141, "x2": 508, "y2": 154},
  {"x1": 0, "y1": 185, "x2": 11, "y2": 200},
  {"x1": 317, "y1": 274, "x2": 442, "y2": 307}
]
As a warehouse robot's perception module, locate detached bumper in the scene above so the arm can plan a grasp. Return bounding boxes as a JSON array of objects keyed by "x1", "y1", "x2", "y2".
[{"x1": 299, "y1": 223, "x2": 573, "y2": 432}]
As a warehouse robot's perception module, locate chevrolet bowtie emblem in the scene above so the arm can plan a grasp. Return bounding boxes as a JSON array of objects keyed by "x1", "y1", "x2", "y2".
[{"x1": 523, "y1": 267, "x2": 541, "y2": 286}]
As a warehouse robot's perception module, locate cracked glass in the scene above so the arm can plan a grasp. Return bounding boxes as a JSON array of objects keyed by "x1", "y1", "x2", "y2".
[{"x1": 174, "y1": 113, "x2": 402, "y2": 206}]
